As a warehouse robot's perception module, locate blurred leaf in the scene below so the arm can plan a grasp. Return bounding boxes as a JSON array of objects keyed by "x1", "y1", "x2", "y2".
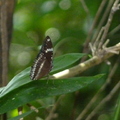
[
  {"x1": 0, "y1": 74, "x2": 103, "y2": 114},
  {"x1": 8, "y1": 110, "x2": 34, "y2": 120},
  {"x1": 8, "y1": 107, "x2": 44, "y2": 120},
  {"x1": 12, "y1": 30, "x2": 34, "y2": 45}
]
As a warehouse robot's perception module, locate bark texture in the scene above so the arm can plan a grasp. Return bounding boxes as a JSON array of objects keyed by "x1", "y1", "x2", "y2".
[{"x1": 0, "y1": 0, "x2": 15, "y2": 86}]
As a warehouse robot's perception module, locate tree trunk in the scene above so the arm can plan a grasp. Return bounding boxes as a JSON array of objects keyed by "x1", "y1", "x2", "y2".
[{"x1": 0, "y1": 0, "x2": 15, "y2": 87}]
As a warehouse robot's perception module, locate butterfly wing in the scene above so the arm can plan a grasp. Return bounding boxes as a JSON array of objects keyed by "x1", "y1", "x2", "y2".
[{"x1": 30, "y1": 36, "x2": 53, "y2": 80}]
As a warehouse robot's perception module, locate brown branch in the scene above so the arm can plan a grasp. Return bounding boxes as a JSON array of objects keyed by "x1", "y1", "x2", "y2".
[
  {"x1": 0, "y1": 0, "x2": 15, "y2": 87},
  {"x1": 51, "y1": 42, "x2": 120, "y2": 79},
  {"x1": 90, "y1": 27, "x2": 104, "y2": 56},
  {"x1": 0, "y1": 0, "x2": 8, "y2": 87},
  {"x1": 0, "y1": 1, "x2": 15, "y2": 119},
  {"x1": 6, "y1": 0, "x2": 15, "y2": 45}
]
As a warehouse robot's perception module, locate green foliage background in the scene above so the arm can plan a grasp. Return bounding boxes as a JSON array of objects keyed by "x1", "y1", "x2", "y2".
[{"x1": 7, "y1": 0, "x2": 120, "y2": 120}]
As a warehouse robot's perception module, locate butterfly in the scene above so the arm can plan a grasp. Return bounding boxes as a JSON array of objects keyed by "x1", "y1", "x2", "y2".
[{"x1": 30, "y1": 36, "x2": 53, "y2": 80}]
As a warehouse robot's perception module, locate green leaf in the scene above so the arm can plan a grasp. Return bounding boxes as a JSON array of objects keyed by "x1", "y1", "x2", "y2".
[
  {"x1": 0, "y1": 87, "x2": 5, "y2": 93},
  {"x1": 0, "y1": 53, "x2": 86, "y2": 97},
  {"x1": 51, "y1": 53, "x2": 86, "y2": 73},
  {"x1": 0, "y1": 74, "x2": 103, "y2": 114},
  {"x1": 0, "y1": 67, "x2": 30, "y2": 97}
]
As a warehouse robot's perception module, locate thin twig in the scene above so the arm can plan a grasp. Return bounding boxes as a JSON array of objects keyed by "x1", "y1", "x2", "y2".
[
  {"x1": 26, "y1": 103, "x2": 39, "y2": 113},
  {"x1": 92, "y1": 0, "x2": 115, "y2": 43},
  {"x1": 86, "y1": 81, "x2": 120, "y2": 120},
  {"x1": 80, "y1": 0, "x2": 90, "y2": 15},
  {"x1": 109, "y1": 24, "x2": 120, "y2": 36},
  {"x1": 75, "y1": 56, "x2": 120, "y2": 120},
  {"x1": 98, "y1": 0, "x2": 120, "y2": 49},
  {"x1": 90, "y1": 27, "x2": 104, "y2": 55},
  {"x1": 82, "y1": 0, "x2": 107, "y2": 53},
  {"x1": 45, "y1": 95, "x2": 65, "y2": 120},
  {"x1": 93, "y1": 27, "x2": 105, "y2": 49}
]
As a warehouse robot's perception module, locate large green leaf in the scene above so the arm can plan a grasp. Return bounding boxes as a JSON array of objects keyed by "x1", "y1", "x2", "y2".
[
  {"x1": 0, "y1": 53, "x2": 86, "y2": 97},
  {"x1": 0, "y1": 67, "x2": 30, "y2": 97},
  {"x1": 0, "y1": 74, "x2": 103, "y2": 114},
  {"x1": 0, "y1": 87, "x2": 5, "y2": 93}
]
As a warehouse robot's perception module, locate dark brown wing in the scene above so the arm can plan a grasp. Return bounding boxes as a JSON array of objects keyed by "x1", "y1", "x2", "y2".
[{"x1": 30, "y1": 36, "x2": 53, "y2": 80}]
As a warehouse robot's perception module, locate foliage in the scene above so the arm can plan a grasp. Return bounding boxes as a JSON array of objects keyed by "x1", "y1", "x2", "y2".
[{"x1": 0, "y1": 0, "x2": 120, "y2": 120}]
